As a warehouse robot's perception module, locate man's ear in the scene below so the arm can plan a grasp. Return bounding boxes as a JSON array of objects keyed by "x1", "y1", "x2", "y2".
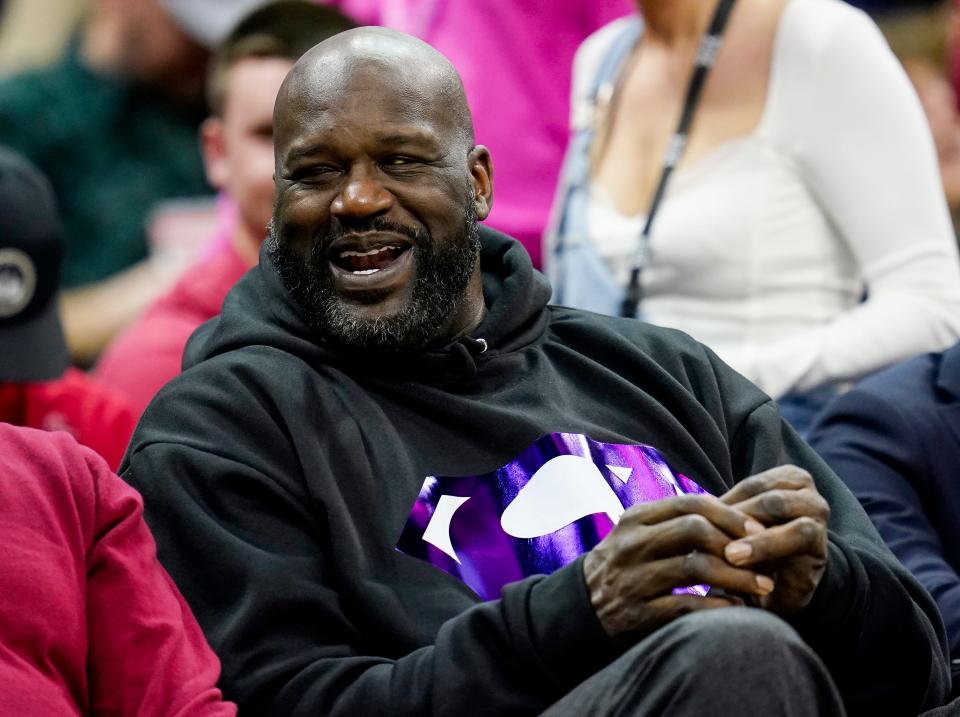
[
  {"x1": 468, "y1": 145, "x2": 494, "y2": 221},
  {"x1": 200, "y1": 117, "x2": 229, "y2": 190}
]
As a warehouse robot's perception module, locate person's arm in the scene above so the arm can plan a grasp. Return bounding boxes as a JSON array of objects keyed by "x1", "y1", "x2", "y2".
[
  {"x1": 809, "y1": 384, "x2": 960, "y2": 659},
  {"x1": 726, "y1": 389, "x2": 950, "y2": 714},
  {"x1": 60, "y1": 255, "x2": 187, "y2": 365},
  {"x1": 124, "y1": 437, "x2": 623, "y2": 717},
  {"x1": 82, "y1": 446, "x2": 235, "y2": 716},
  {"x1": 748, "y1": 6, "x2": 960, "y2": 398}
]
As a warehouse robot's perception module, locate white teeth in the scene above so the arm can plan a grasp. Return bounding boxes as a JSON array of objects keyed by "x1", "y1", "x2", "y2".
[
  {"x1": 351, "y1": 268, "x2": 381, "y2": 275},
  {"x1": 339, "y1": 245, "x2": 399, "y2": 258}
]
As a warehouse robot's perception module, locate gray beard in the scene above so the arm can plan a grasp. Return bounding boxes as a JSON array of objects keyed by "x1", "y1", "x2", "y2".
[{"x1": 267, "y1": 204, "x2": 481, "y2": 353}]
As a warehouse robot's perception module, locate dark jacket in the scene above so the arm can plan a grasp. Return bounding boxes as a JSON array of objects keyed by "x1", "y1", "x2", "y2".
[
  {"x1": 123, "y1": 227, "x2": 949, "y2": 716},
  {"x1": 810, "y1": 343, "x2": 960, "y2": 663}
]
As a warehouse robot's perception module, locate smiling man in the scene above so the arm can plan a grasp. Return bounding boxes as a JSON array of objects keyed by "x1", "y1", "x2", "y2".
[
  {"x1": 123, "y1": 27, "x2": 951, "y2": 717},
  {"x1": 267, "y1": 33, "x2": 488, "y2": 352}
]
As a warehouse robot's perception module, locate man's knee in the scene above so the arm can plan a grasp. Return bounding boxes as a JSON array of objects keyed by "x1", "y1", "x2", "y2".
[
  {"x1": 543, "y1": 609, "x2": 845, "y2": 716},
  {"x1": 611, "y1": 608, "x2": 841, "y2": 715},
  {"x1": 659, "y1": 606, "x2": 807, "y2": 665}
]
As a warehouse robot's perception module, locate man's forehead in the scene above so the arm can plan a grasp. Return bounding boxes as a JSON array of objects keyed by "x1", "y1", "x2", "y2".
[
  {"x1": 277, "y1": 69, "x2": 451, "y2": 154},
  {"x1": 225, "y1": 57, "x2": 294, "y2": 103},
  {"x1": 291, "y1": 57, "x2": 441, "y2": 113}
]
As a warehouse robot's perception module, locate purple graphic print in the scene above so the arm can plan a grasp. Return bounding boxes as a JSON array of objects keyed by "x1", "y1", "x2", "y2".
[{"x1": 396, "y1": 433, "x2": 709, "y2": 600}]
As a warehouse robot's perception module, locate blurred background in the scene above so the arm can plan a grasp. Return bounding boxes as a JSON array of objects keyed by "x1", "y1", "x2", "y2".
[{"x1": 1, "y1": 0, "x2": 955, "y2": 365}]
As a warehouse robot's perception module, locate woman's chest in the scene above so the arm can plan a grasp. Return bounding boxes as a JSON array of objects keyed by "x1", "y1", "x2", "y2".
[
  {"x1": 592, "y1": 33, "x2": 774, "y2": 215},
  {"x1": 588, "y1": 140, "x2": 846, "y2": 294}
]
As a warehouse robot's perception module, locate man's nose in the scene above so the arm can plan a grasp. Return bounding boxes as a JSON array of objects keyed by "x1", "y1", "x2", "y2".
[{"x1": 331, "y1": 165, "x2": 393, "y2": 218}]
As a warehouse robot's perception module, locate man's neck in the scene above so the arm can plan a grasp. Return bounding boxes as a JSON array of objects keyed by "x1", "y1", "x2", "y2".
[
  {"x1": 638, "y1": 0, "x2": 721, "y2": 46},
  {"x1": 231, "y1": 222, "x2": 263, "y2": 268},
  {"x1": 435, "y1": 269, "x2": 487, "y2": 348}
]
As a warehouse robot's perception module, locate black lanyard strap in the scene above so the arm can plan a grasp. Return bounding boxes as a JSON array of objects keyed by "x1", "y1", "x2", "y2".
[{"x1": 620, "y1": 0, "x2": 737, "y2": 318}]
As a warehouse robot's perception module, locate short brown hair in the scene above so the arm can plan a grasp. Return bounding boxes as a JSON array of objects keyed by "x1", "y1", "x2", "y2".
[{"x1": 207, "y1": 0, "x2": 356, "y2": 116}]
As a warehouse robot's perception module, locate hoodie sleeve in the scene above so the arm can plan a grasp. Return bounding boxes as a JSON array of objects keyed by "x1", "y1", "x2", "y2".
[
  {"x1": 124, "y1": 420, "x2": 622, "y2": 716},
  {"x1": 724, "y1": 390, "x2": 950, "y2": 714}
]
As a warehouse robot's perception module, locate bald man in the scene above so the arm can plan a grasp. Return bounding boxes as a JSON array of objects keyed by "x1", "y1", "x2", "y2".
[{"x1": 123, "y1": 28, "x2": 951, "y2": 716}]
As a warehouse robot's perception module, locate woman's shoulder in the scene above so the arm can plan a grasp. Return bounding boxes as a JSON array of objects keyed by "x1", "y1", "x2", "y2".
[
  {"x1": 572, "y1": 16, "x2": 641, "y2": 85},
  {"x1": 569, "y1": 15, "x2": 642, "y2": 125},
  {"x1": 777, "y1": 0, "x2": 882, "y2": 61},
  {"x1": 577, "y1": 16, "x2": 639, "y2": 60},
  {"x1": 766, "y1": 0, "x2": 894, "y2": 121}
]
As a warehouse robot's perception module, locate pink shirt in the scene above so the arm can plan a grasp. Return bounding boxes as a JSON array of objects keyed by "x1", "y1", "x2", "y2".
[
  {"x1": 331, "y1": 0, "x2": 634, "y2": 267},
  {"x1": 0, "y1": 425, "x2": 235, "y2": 716},
  {"x1": 96, "y1": 241, "x2": 249, "y2": 419},
  {"x1": 0, "y1": 368, "x2": 136, "y2": 471}
]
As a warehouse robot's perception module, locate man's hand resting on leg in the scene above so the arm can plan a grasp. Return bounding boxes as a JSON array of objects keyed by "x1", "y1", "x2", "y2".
[
  {"x1": 582, "y1": 465, "x2": 829, "y2": 637},
  {"x1": 582, "y1": 493, "x2": 773, "y2": 638}
]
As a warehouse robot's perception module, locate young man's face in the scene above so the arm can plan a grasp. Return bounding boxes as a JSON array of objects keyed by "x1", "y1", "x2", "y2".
[{"x1": 203, "y1": 57, "x2": 294, "y2": 251}]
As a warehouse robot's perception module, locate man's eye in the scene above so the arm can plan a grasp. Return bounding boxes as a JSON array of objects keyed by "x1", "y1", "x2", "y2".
[
  {"x1": 298, "y1": 166, "x2": 337, "y2": 182},
  {"x1": 384, "y1": 157, "x2": 413, "y2": 166}
]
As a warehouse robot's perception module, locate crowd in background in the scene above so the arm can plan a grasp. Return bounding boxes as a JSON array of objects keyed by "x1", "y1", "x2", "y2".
[{"x1": 5, "y1": 0, "x2": 960, "y2": 713}]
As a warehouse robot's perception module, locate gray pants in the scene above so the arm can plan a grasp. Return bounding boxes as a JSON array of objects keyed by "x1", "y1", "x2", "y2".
[{"x1": 542, "y1": 607, "x2": 846, "y2": 716}]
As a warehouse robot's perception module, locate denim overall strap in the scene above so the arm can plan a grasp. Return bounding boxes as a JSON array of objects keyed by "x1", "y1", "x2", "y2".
[{"x1": 548, "y1": 18, "x2": 642, "y2": 312}]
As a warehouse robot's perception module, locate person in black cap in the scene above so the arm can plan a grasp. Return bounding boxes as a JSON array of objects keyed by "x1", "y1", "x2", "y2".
[
  {"x1": 0, "y1": 0, "x2": 274, "y2": 365},
  {"x1": 0, "y1": 146, "x2": 135, "y2": 469}
]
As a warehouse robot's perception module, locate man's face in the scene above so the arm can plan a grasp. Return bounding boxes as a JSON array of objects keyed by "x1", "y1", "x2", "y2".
[
  {"x1": 204, "y1": 57, "x2": 293, "y2": 247},
  {"x1": 269, "y1": 62, "x2": 492, "y2": 352}
]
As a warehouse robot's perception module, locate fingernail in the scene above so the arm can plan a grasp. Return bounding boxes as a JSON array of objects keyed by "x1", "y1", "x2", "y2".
[
  {"x1": 725, "y1": 542, "x2": 752, "y2": 564},
  {"x1": 756, "y1": 575, "x2": 774, "y2": 594},
  {"x1": 744, "y1": 518, "x2": 764, "y2": 535}
]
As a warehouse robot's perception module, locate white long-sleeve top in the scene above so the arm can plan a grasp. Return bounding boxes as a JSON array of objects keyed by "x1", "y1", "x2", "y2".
[{"x1": 570, "y1": 0, "x2": 960, "y2": 398}]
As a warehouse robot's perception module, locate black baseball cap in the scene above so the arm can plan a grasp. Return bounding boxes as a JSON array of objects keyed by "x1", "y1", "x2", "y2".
[{"x1": 0, "y1": 146, "x2": 69, "y2": 382}]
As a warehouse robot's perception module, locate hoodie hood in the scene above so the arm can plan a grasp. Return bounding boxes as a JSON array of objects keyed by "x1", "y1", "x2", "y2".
[{"x1": 183, "y1": 226, "x2": 552, "y2": 382}]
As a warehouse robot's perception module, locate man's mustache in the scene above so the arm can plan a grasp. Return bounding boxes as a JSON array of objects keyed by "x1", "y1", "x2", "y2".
[{"x1": 318, "y1": 216, "x2": 429, "y2": 251}]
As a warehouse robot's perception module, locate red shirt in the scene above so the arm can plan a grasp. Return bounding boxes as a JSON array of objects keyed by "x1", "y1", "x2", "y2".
[
  {"x1": 0, "y1": 367, "x2": 135, "y2": 470},
  {"x1": 96, "y1": 242, "x2": 249, "y2": 418},
  {"x1": 0, "y1": 424, "x2": 236, "y2": 716}
]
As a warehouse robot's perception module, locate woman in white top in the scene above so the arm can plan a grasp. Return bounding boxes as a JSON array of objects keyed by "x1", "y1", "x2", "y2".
[{"x1": 545, "y1": 0, "x2": 960, "y2": 433}]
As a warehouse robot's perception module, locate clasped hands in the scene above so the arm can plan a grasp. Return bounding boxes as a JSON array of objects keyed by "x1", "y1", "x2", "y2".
[{"x1": 583, "y1": 465, "x2": 830, "y2": 638}]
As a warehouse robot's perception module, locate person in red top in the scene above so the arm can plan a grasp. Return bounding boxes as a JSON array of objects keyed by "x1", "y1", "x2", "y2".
[
  {"x1": 0, "y1": 422, "x2": 236, "y2": 716},
  {"x1": 0, "y1": 144, "x2": 135, "y2": 469},
  {"x1": 96, "y1": 1, "x2": 356, "y2": 418}
]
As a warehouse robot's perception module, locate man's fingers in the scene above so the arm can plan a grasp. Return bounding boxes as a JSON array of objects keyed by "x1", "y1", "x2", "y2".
[
  {"x1": 731, "y1": 488, "x2": 830, "y2": 526},
  {"x1": 641, "y1": 551, "x2": 775, "y2": 598},
  {"x1": 621, "y1": 493, "x2": 763, "y2": 539},
  {"x1": 719, "y1": 465, "x2": 814, "y2": 506},
  {"x1": 631, "y1": 513, "x2": 746, "y2": 560},
  {"x1": 724, "y1": 516, "x2": 827, "y2": 567}
]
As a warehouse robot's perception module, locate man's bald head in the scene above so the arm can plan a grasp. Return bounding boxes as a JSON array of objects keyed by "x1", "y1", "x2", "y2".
[{"x1": 274, "y1": 27, "x2": 475, "y2": 157}]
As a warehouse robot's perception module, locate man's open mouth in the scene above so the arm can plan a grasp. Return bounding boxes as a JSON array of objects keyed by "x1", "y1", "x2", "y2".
[{"x1": 330, "y1": 244, "x2": 410, "y2": 275}]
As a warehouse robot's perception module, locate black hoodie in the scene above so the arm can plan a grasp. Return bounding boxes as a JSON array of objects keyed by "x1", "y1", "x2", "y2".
[{"x1": 123, "y1": 227, "x2": 949, "y2": 716}]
